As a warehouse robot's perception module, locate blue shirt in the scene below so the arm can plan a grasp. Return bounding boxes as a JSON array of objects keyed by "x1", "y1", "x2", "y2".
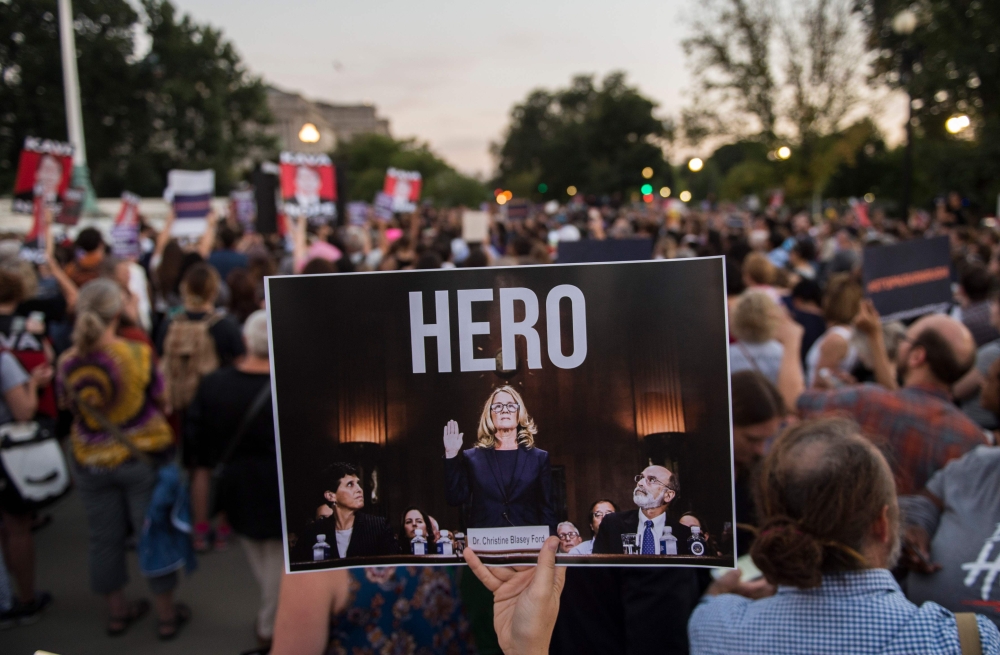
[
  {"x1": 689, "y1": 569, "x2": 1000, "y2": 655},
  {"x1": 208, "y1": 249, "x2": 249, "y2": 281}
]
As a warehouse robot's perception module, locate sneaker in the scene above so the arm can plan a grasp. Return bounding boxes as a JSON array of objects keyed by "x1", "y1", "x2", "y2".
[
  {"x1": 9, "y1": 591, "x2": 53, "y2": 627},
  {"x1": 193, "y1": 523, "x2": 211, "y2": 553},
  {"x1": 214, "y1": 524, "x2": 232, "y2": 552}
]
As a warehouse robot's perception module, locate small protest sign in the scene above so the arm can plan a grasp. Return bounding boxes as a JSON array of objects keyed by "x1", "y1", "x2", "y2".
[
  {"x1": 267, "y1": 257, "x2": 735, "y2": 572},
  {"x1": 863, "y1": 236, "x2": 952, "y2": 322},
  {"x1": 111, "y1": 192, "x2": 142, "y2": 260},
  {"x1": 56, "y1": 187, "x2": 85, "y2": 226},
  {"x1": 461, "y1": 210, "x2": 489, "y2": 243},
  {"x1": 373, "y1": 191, "x2": 394, "y2": 221},
  {"x1": 230, "y1": 189, "x2": 256, "y2": 234},
  {"x1": 12, "y1": 137, "x2": 74, "y2": 214},
  {"x1": 19, "y1": 195, "x2": 49, "y2": 264},
  {"x1": 383, "y1": 168, "x2": 422, "y2": 213},
  {"x1": 164, "y1": 169, "x2": 215, "y2": 238},
  {"x1": 347, "y1": 201, "x2": 371, "y2": 226},
  {"x1": 557, "y1": 238, "x2": 654, "y2": 263},
  {"x1": 279, "y1": 152, "x2": 337, "y2": 224}
]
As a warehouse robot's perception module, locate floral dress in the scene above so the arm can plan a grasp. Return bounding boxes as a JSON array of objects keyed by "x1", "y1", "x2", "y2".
[{"x1": 327, "y1": 566, "x2": 477, "y2": 655}]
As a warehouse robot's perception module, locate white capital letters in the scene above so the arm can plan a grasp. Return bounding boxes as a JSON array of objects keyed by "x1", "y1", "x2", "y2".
[
  {"x1": 457, "y1": 289, "x2": 496, "y2": 372},
  {"x1": 409, "y1": 290, "x2": 451, "y2": 373},
  {"x1": 499, "y1": 288, "x2": 541, "y2": 371},
  {"x1": 545, "y1": 284, "x2": 587, "y2": 369}
]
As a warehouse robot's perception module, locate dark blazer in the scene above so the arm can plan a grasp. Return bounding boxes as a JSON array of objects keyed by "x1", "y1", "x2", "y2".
[
  {"x1": 292, "y1": 512, "x2": 399, "y2": 563},
  {"x1": 592, "y1": 509, "x2": 693, "y2": 555},
  {"x1": 444, "y1": 445, "x2": 556, "y2": 531}
]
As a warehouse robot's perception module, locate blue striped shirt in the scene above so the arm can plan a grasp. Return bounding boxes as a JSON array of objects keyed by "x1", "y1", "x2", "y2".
[{"x1": 689, "y1": 569, "x2": 1000, "y2": 655}]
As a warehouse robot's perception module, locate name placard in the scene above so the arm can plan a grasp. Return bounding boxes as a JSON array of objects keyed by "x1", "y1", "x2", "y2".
[{"x1": 467, "y1": 526, "x2": 550, "y2": 552}]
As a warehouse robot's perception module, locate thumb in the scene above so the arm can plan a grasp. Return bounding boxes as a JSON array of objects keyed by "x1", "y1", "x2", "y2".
[{"x1": 530, "y1": 536, "x2": 562, "y2": 596}]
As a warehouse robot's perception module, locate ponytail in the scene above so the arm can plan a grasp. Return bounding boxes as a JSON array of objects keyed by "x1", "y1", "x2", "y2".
[{"x1": 72, "y1": 279, "x2": 123, "y2": 354}]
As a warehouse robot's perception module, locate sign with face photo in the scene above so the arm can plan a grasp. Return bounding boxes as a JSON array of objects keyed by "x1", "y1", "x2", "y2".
[
  {"x1": 267, "y1": 258, "x2": 736, "y2": 572},
  {"x1": 12, "y1": 137, "x2": 74, "y2": 214},
  {"x1": 383, "y1": 168, "x2": 422, "y2": 213},
  {"x1": 280, "y1": 152, "x2": 337, "y2": 224}
]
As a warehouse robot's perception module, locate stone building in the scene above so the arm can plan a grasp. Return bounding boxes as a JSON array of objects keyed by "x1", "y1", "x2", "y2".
[{"x1": 266, "y1": 86, "x2": 391, "y2": 154}]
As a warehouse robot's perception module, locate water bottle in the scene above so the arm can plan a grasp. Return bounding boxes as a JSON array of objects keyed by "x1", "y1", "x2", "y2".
[
  {"x1": 660, "y1": 525, "x2": 678, "y2": 555},
  {"x1": 438, "y1": 530, "x2": 454, "y2": 555},
  {"x1": 453, "y1": 532, "x2": 466, "y2": 556},
  {"x1": 313, "y1": 534, "x2": 331, "y2": 561},
  {"x1": 411, "y1": 528, "x2": 427, "y2": 555},
  {"x1": 688, "y1": 526, "x2": 706, "y2": 556}
]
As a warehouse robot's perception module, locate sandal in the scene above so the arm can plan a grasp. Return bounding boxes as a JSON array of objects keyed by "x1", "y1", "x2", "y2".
[
  {"x1": 107, "y1": 598, "x2": 150, "y2": 636},
  {"x1": 157, "y1": 603, "x2": 191, "y2": 641}
]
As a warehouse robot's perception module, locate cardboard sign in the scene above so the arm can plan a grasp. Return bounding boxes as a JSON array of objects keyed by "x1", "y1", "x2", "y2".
[
  {"x1": 164, "y1": 169, "x2": 215, "y2": 237},
  {"x1": 557, "y1": 238, "x2": 654, "y2": 264},
  {"x1": 110, "y1": 192, "x2": 141, "y2": 260},
  {"x1": 267, "y1": 258, "x2": 736, "y2": 571},
  {"x1": 461, "y1": 210, "x2": 490, "y2": 243},
  {"x1": 279, "y1": 152, "x2": 337, "y2": 224},
  {"x1": 12, "y1": 137, "x2": 74, "y2": 214},
  {"x1": 56, "y1": 187, "x2": 85, "y2": 226},
  {"x1": 383, "y1": 168, "x2": 422, "y2": 213},
  {"x1": 863, "y1": 236, "x2": 952, "y2": 322},
  {"x1": 230, "y1": 189, "x2": 256, "y2": 234}
]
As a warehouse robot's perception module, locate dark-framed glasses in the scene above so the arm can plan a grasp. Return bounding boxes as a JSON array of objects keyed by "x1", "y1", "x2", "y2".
[{"x1": 490, "y1": 402, "x2": 520, "y2": 414}]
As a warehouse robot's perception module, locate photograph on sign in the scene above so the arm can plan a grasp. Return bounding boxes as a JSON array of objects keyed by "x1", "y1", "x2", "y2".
[
  {"x1": 862, "y1": 236, "x2": 952, "y2": 323},
  {"x1": 266, "y1": 258, "x2": 735, "y2": 572},
  {"x1": 12, "y1": 137, "x2": 74, "y2": 214},
  {"x1": 279, "y1": 151, "x2": 337, "y2": 224},
  {"x1": 383, "y1": 167, "x2": 422, "y2": 213}
]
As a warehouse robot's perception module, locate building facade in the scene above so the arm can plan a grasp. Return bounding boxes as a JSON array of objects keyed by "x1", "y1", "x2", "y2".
[{"x1": 267, "y1": 86, "x2": 391, "y2": 154}]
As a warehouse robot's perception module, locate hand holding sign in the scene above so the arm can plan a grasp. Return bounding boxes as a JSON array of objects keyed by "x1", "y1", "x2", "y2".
[{"x1": 443, "y1": 420, "x2": 463, "y2": 459}]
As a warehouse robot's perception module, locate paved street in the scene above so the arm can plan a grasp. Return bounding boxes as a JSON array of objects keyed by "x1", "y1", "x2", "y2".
[{"x1": 1, "y1": 488, "x2": 265, "y2": 655}]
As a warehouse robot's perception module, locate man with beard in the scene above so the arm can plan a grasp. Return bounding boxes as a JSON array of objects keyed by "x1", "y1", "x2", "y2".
[
  {"x1": 593, "y1": 466, "x2": 691, "y2": 556},
  {"x1": 797, "y1": 302, "x2": 986, "y2": 495},
  {"x1": 730, "y1": 371, "x2": 785, "y2": 556}
]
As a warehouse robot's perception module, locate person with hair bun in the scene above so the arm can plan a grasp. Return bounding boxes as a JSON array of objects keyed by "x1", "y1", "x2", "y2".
[
  {"x1": 56, "y1": 279, "x2": 190, "y2": 640},
  {"x1": 687, "y1": 417, "x2": 1000, "y2": 654}
]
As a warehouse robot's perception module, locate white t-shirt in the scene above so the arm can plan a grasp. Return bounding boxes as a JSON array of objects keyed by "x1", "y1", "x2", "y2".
[
  {"x1": 635, "y1": 509, "x2": 668, "y2": 553},
  {"x1": 568, "y1": 538, "x2": 594, "y2": 555},
  {"x1": 335, "y1": 528, "x2": 352, "y2": 559}
]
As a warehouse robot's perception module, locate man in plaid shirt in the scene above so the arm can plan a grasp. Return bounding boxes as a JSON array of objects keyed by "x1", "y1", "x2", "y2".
[{"x1": 796, "y1": 309, "x2": 986, "y2": 495}]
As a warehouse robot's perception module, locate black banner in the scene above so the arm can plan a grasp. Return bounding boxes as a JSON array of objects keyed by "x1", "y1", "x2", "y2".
[{"x1": 862, "y1": 236, "x2": 952, "y2": 322}]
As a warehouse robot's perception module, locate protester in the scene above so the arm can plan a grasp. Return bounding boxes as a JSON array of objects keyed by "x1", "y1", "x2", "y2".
[
  {"x1": 207, "y1": 225, "x2": 249, "y2": 281},
  {"x1": 185, "y1": 309, "x2": 280, "y2": 647},
  {"x1": 805, "y1": 272, "x2": 862, "y2": 387},
  {"x1": 63, "y1": 227, "x2": 105, "y2": 288},
  {"x1": 958, "y1": 263, "x2": 999, "y2": 347},
  {"x1": 729, "y1": 290, "x2": 785, "y2": 384},
  {"x1": 56, "y1": 279, "x2": 189, "y2": 639}
]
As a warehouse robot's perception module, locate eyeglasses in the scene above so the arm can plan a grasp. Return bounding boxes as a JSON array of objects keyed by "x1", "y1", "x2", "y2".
[
  {"x1": 557, "y1": 532, "x2": 580, "y2": 540},
  {"x1": 592, "y1": 510, "x2": 613, "y2": 518},
  {"x1": 490, "y1": 402, "x2": 520, "y2": 414},
  {"x1": 634, "y1": 474, "x2": 667, "y2": 488}
]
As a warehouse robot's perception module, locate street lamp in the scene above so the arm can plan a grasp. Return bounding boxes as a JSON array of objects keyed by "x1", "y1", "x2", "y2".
[
  {"x1": 776, "y1": 146, "x2": 791, "y2": 160},
  {"x1": 893, "y1": 9, "x2": 918, "y2": 221},
  {"x1": 567, "y1": 185, "x2": 578, "y2": 196},
  {"x1": 298, "y1": 123, "x2": 321, "y2": 143},
  {"x1": 688, "y1": 158, "x2": 704, "y2": 172},
  {"x1": 641, "y1": 167, "x2": 654, "y2": 179},
  {"x1": 945, "y1": 114, "x2": 971, "y2": 134}
]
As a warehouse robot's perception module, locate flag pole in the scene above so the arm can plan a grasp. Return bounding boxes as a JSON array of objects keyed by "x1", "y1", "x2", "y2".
[{"x1": 57, "y1": 0, "x2": 98, "y2": 213}]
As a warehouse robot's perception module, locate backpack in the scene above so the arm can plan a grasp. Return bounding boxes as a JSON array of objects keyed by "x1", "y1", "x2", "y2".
[{"x1": 162, "y1": 311, "x2": 222, "y2": 412}]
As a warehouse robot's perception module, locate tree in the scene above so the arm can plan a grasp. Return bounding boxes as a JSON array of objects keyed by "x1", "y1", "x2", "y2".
[
  {"x1": 0, "y1": 0, "x2": 274, "y2": 198},
  {"x1": 493, "y1": 72, "x2": 674, "y2": 201},
  {"x1": 333, "y1": 133, "x2": 487, "y2": 207},
  {"x1": 681, "y1": 0, "x2": 873, "y2": 201}
]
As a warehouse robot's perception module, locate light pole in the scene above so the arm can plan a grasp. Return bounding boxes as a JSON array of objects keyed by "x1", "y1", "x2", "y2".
[
  {"x1": 57, "y1": 0, "x2": 97, "y2": 212},
  {"x1": 893, "y1": 9, "x2": 917, "y2": 222}
]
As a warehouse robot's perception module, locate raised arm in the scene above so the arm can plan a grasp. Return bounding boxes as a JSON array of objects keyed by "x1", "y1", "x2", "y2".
[
  {"x1": 854, "y1": 299, "x2": 898, "y2": 391},
  {"x1": 43, "y1": 206, "x2": 78, "y2": 312},
  {"x1": 195, "y1": 209, "x2": 219, "y2": 259}
]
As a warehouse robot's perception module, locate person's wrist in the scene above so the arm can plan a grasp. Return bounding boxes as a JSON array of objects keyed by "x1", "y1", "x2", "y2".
[{"x1": 445, "y1": 449, "x2": 459, "y2": 459}]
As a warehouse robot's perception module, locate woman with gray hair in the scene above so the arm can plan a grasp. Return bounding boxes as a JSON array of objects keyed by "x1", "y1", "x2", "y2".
[{"x1": 185, "y1": 309, "x2": 282, "y2": 648}]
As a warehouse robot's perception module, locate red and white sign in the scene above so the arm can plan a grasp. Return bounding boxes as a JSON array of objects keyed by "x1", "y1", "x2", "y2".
[
  {"x1": 279, "y1": 152, "x2": 337, "y2": 223},
  {"x1": 12, "y1": 137, "x2": 74, "y2": 214},
  {"x1": 383, "y1": 168, "x2": 422, "y2": 213}
]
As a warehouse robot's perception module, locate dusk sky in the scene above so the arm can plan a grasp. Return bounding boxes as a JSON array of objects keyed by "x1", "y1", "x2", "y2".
[{"x1": 170, "y1": 0, "x2": 695, "y2": 177}]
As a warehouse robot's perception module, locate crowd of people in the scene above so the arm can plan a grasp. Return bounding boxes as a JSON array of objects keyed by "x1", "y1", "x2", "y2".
[{"x1": 1, "y1": 192, "x2": 999, "y2": 654}]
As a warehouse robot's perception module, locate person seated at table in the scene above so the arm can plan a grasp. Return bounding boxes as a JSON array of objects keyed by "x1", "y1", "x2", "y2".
[
  {"x1": 567, "y1": 500, "x2": 617, "y2": 555},
  {"x1": 555, "y1": 522, "x2": 582, "y2": 553},
  {"x1": 397, "y1": 506, "x2": 435, "y2": 553},
  {"x1": 593, "y1": 465, "x2": 692, "y2": 555},
  {"x1": 292, "y1": 463, "x2": 398, "y2": 562}
]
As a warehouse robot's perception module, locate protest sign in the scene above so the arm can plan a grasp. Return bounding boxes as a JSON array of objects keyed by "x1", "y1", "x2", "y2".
[
  {"x1": 19, "y1": 195, "x2": 49, "y2": 264},
  {"x1": 862, "y1": 236, "x2": 952, "y2": 322},
  {"x1": 373, "y1": 191, "x2": 394, "y2": 221},
  {"x1": 110, "y1": 192, "x2": 142, "y2": 260},
  {"x1": 252, "y1": 162, "x2": 280, "y2": 234},
  {"x1": 347, "y1": 201, "x2": 371, "y2": 226},
  {"x1": 461, "y1": 210, "x2": 489, "y2": 243},
  {"x1": 164, "y1": 169, "x2": 215, "y2": 238},
  {"x1": 557, "y1": 238, "x2": 654, "y2": 263},
  {"x1": 56, "y1": 187, "x2": 85, "y2": 226},
  {"x1": 279, "y1": 152, "x2": 337, "y2": 224},
  {"x1": 12, "y1": 137, "x2": 74, "y2": 214},
  {"x1": 230, "y1": 189, "x2": 256, "y2": 234},
  {"x1": 267, "y1": 258, "x2": 735, "y2": 571},
  {"x1": 383, "y1": 168, "x2": 422, "y2": 213}
]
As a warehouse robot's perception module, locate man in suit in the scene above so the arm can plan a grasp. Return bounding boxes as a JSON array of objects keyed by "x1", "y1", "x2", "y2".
[
  {"x1": 593, "y1": 465, "x2": 692, "y2": 555},
  {"x1": 292, "y1": 462, "x2": 398, "y2": 563}
]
